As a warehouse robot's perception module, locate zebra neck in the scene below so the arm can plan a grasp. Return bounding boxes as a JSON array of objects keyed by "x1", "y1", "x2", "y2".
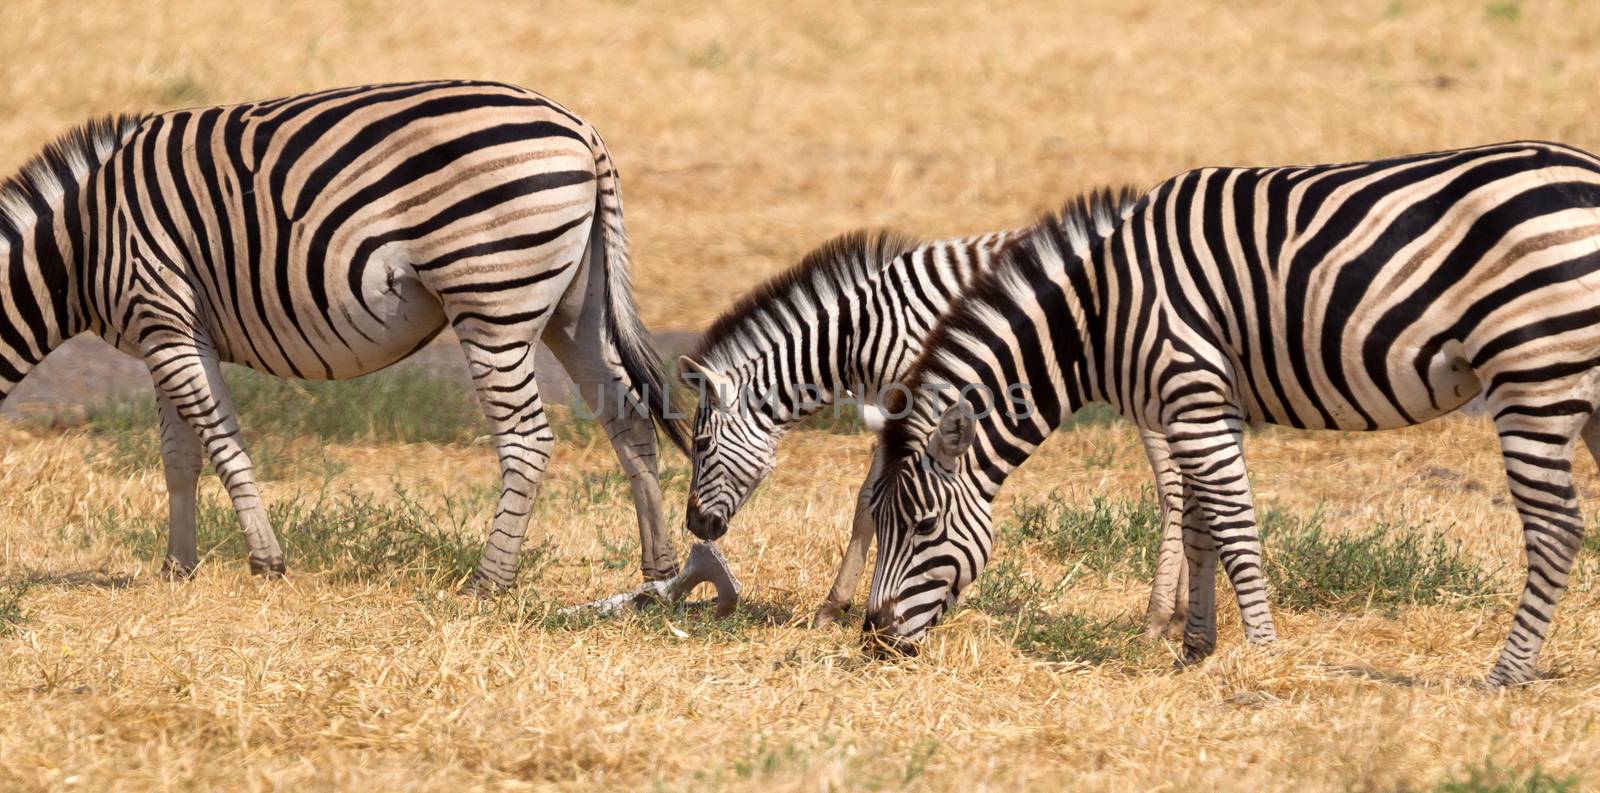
[
  {"x1": 722, "y1": 370, "x2": 845, "y2": 428},
  {"x1": 0, "y1": 215, "x2": 81, "y2": 401}
]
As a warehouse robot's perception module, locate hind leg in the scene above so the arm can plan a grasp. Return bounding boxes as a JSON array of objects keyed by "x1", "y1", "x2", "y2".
[
  {"x1": 461, "y1": 336, "x2": 558, "y2": 590},
  {"x1": 542, "y1": 234, "x2": 678, "y2": 583},
  {"x1": 1483, "y1": 397, "x2": 1590, "y2": 686},
  {"x1": 1140, "y1": 429, "x2": 1189, "y2": 639},
  {"x1": 545, "y1": 327, "x2": 678, "y2": 583},
  {"x1": 157, "y1": 391, "x2": 204, "y2": 579}
]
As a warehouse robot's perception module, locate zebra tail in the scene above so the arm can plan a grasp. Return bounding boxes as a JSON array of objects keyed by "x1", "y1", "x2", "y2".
[{"x1": 587, "y1": 130, "x2": 692, "y2": 455}]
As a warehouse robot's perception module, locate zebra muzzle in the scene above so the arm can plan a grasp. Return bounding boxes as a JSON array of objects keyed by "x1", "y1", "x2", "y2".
[
  {"x1": 685, "y1": 500, "x2": 728, "y2": 541},
  {"x1": 861, "y1": 601, "x2": 918, "y2": 658}
]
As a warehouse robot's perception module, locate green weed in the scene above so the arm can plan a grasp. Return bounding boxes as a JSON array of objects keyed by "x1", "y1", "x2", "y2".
[
  {"x1": 94, "y1": 484, "x2": 512, "y2": 588},
  {"x1": 1405, "y1": 754, "x2": 1577, "y2": 793}
]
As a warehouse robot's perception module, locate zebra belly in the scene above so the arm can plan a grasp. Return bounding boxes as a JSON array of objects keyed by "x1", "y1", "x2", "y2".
[
  {"x1": 1261, "y1": 343, "x2": 1483, "y2": 431},
  {"x1": 200, "y1": 260, "x2": 449, "y2": 381},
  {"x1": 297, "y1": 261, "x2": 448, "y2": 380}
]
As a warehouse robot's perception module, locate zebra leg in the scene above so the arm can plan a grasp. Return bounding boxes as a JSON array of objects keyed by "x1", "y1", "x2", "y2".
[
  {"x1": 1140, "y1": 429, "x2": 1189, "y2": 639},
  {"x1": 545, "y1": 327, "x2": 678, "y2": 583},
  {"x1": 1178, "y1": 481, "x2": 1218, "y2": 664},
  {"x1": 143, "y1": 340, "x2": 285, "y2": 576},
  {"x1": 156, "y1": 391, "x2": 204, "y2": 579},
  {"x1": 814, "y1": 443, "x2": 885, "y2": 627},
  {"x1": 1167, "y1": 422, "x2": 1276, "y2": 661},
  {"x1": 1483, "y1": 401, "x2": 1588, "y2": 686},
  {"x1": 460, "y1": 339, "x2": 557, "y2": 592}
]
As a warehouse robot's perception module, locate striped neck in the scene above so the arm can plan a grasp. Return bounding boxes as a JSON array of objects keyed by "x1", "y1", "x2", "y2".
[
  {"x1": 693, "y1": 230, "x2": 924, "y2": 426},
  {"x1": 880, "y1": 186, "x2": 1139, "y2": 496},
  {"x1": 0, "y1": 115, "x2": 142, "y2": 400}
]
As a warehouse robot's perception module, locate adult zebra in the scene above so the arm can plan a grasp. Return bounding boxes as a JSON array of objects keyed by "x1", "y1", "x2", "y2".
[
  {"x1": 0, "y1": 80, "x2": 688, "y2": 590},
  {"x1": 676, "y1": 226, "x2": 1189, "y2": 634},
  {"x1": 865, "y1": 142, "x2": 1600, "y2": 686}
]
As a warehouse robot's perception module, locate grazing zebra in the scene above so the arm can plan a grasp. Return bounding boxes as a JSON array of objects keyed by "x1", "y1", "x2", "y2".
[
  {"x1": 866, "y1": 142, "x2": 1600, "y2": 686},
  {"x1": 0, "y1": 80, "x2": 688, "y2": 590},
  {"x1": 676, "y1": 226, "x2": 1189, "y2": 633}
]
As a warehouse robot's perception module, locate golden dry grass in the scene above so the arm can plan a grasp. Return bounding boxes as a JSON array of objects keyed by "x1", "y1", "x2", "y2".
[
  {"x1": 4, "y1": 1, "x2": 1600, "y2": 790},
  {"x1": 3, "y1": 1, "x2": 1600, "y2": 329},
  {"x1": 3, "y1": 417, "x2": 1600, "y2": 790}
]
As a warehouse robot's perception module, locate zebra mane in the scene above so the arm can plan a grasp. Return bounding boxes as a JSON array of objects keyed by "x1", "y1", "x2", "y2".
[
  {"x1": 880, "y1": 185, "x2": 1144, "y2": 461},
  {"x1": 692, "y1": 229, "x2": 926, "y2": 367},
  {"x1": 0, "y1": 115, "x2": 145, "y2": 242}
]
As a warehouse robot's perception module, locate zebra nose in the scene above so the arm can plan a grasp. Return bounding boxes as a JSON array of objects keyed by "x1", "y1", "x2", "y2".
[
  {"x1": 685, "y1": 501, "x2": 727, "y2": 541},
  {"x1": 862, "y1": 600, "x2": 916, "y2": 657}
]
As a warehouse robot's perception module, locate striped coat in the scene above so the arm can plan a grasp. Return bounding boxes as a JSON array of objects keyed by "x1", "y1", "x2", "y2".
[
  {"x1": 0, "y1": 81, "x2": 686, "y2": 589},
  {"x1": 678, "y1": 227, "x2": 1190, "y2": 632},
  {"x1": 867, "y1": 143, "x2": 1600, "y2": 686}
]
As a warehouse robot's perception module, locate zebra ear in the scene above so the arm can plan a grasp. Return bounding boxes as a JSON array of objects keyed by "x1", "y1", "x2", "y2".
[
  {"x1": 678, "y1": 355, "x2": 729, "y2": 408},
  {"x1": 927, "y1": 402, "x2": 976, "y2": 472}
]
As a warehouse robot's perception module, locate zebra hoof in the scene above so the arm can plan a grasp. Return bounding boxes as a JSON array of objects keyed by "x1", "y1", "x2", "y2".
[
  {"x1": 1142, "y1": 613, "x2": 1187, "y2": 642},
  {"x1": 248, "y1": 556, "x2": 287, "y2": 578},
  {"x1": 159, "y1": 558, "x2": 197, "y2": 581},
  {"x1": 461, "y1": 575, "x2": 508, "y2": 599},
  {"x1": 811, "y1": 602, "x2": 850, "y2": 628},
  {"x1": 1176, "y1": 635, "x2": 1215, "y2": 668},
  {"x1": 1482, "y1": 664, "x2": 1539, "y2": 689}
]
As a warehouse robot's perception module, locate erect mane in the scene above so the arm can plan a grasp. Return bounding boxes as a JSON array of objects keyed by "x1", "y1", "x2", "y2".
[
  {"x1": 879, "y1": 185, "x2": 1144, "y2": 461},
  {"x1": 691, "y1": 229, "x2": 926, "y2": 366},
  {"x1": 0, "y1": 115, "x2": 146, "y2": 242}
]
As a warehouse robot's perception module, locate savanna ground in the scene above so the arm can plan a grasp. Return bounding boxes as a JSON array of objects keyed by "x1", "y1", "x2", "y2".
[{"x1": 3, "y1": 1, "x2": 1600, "y2": 790}]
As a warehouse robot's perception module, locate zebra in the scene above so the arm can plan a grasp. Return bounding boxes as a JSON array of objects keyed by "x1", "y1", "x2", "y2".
[
  {"x1": 865, "y1": 142, "x2": 1600, "y2": 687},
  {"x1": 0, "y1": 80, "x2": 689, "y2": 591},
  {"x1": 675, "y1": 225, "x2": 1190, "y2": 633}
]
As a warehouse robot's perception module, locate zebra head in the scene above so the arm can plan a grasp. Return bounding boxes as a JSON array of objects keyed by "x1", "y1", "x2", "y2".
[
  {"x1": 863, "y1": 401, "x2": 992, "y2": 654},
  {"x1": 679, "y1": 355, "x2": 781, "y2": 541}
]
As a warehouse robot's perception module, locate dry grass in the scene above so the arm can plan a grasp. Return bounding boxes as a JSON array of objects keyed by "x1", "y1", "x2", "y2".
[
  {"x1": 3, "y1": 1, "x2": 1599, "y2": 330},
  {"x1": 3, "y1": 415, "x2": 1599, "y2": 790},
  {"x1": 4, "y1": 1, "x2": 1600, "y2": 790}
]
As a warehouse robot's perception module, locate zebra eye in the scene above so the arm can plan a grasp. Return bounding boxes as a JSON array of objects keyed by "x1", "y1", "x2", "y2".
[{"x1": 914, "y1": 514, "x2": 938, "y2": 535}]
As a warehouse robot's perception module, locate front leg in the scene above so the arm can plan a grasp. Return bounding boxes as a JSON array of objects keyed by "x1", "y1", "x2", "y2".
[
  {"x1": 143, "y1": 334, "x2": 285, "y2": 576},
  {"x1": 1167, "y1": 420, "x2": 1275, "y2": 662},
  {"x1": 813, "y1": 445, "x2": 883, "y2": 626},
  {"x1": 1178, "y1": 482, "x2": 1218, "y2": 664},
  {"x1": 156, "y1": 391, "x2": 204, "y2": 579},
  {"x1": 1139, "y1": 429, "x2": 1189, "y2": 639}
]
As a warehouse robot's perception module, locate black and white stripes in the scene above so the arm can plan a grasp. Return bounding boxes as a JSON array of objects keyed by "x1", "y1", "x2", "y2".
[
  {"x1": 0, "y1": 81, "x2": 687, "y2": 588},
  {"x1": 677, "y1": 229, "x2": 1022, "y2": 623},
  {"x1": 866, "y1": 143, "x2": 1600, "y2": 685}
]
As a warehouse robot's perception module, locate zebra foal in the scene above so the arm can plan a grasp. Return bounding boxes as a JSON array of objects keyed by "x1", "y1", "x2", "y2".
[
  {"x1": 866, "y1": 143, "x2": 1600, "y2": 686},
  {"x1": 677, "y1": 226, "x2": 1190, "y2": 634},
  {"x1": 0, "y1": 81, "x2": 687, "y2": 589}
]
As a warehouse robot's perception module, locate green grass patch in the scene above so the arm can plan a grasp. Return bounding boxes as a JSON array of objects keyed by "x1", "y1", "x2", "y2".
[
  {"x1": 77, "y1": 363, "x2": 484, "y2": 476},
  {"x1": 94, "y1": 483, "x2": 514, "y2": 588},
  {"x1": 1004, "y1": 492, "x2": 1165, "y2": 577},
  {"x1": 0, "y1": 576, "x2": 31, "y2": 637},
  {"x1": 967, "y1": 558, "x2": 1151, "y2": 668},
  {"x1": 1405, "y1": 755, "x2": 1577, "y2": 793},
  {"x1": 1259, "y1": 508, "x2": 1495, "y2": 612},
  {"x1": 1062, "y1": 402, "x2": 1123, "y2": 429},
  {"x1": 1000, "y1": 495, "x2": 1494, "y2": 614}
]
